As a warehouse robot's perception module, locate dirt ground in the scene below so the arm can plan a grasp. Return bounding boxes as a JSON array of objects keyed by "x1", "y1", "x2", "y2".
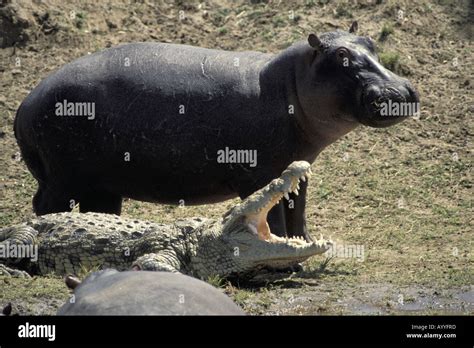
[{"x1": 0, "y1": 0, "x2": 472, "y2": 315}]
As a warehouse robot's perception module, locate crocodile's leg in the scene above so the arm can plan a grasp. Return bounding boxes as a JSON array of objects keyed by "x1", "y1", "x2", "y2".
[
  {"x1": 0, "y1": 264, "x2": 31, "y2": 277},
  {"x1": 0, "y1": 225, "x2": 39, "y2": 277},
  {"x1": 132, "y1": 252, "x2": 181, "y2": 273}
]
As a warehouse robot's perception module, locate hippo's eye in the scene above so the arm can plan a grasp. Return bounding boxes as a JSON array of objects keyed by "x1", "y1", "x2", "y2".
[{"x1": 335, "y1": 47, "x2": 351, "y2": 65}]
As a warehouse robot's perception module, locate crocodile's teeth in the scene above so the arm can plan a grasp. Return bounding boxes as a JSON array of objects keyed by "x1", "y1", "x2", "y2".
[
  {"x1": 293, "y1": 189, "x2": 299, "y2": 196},
  {"x1": 301, "y1": 175, "x2": 306, "y2": 182},
  {"x1": 247, "y1": 224, "x2": 258, "y2": 236},
  {"x1": 284, "y1": 192, "x2": 290, "y2": 200},
  {"x1": 296, "y1": 183, "x2": 300, "y2": 190}
]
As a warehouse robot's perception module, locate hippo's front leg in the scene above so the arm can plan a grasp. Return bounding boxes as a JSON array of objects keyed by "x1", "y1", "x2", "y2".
[
  {"x1": 267, "y1": 179, "x2": 312, "y2": 242},
  {"x1": 284, "y1": 179, "x2": 312, "y2": 242}
]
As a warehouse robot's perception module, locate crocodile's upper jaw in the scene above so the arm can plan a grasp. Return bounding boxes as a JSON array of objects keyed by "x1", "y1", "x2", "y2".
[{"x1": 220, "y1": 161, "x2": 332, "y2": 270}]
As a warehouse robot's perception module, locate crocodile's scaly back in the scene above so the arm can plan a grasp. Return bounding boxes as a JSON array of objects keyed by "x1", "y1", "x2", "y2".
[{"x1": 1, "y1": 213, "x2": 207, "y2": 275}]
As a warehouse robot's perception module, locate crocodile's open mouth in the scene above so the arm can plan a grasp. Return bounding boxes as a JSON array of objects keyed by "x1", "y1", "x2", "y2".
[{"x1": 244, "y1": 165, "x2": 312, "y2": 247}]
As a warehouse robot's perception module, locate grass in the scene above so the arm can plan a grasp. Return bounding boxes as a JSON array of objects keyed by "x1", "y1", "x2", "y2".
[
  {"x1": 217, "y1": 27, "x2": 228, "y2": 35},
  {"x1": 379, "y1": 23, "x2": 394, "y2": 42},
  {"x1": 246, "y1": 9, "x2": 265, "y2": 21},
  {"x1": 74, "y1": 11, "x2": 87, "y2": 29},
  {"x1": 379, "y1": 51, "x2": 400, "y2": 72},
  {"x1": 0, "y1": 275, "x2": 69, "y2": 315},
  {"x1": 272, "y1": 16, "x2": 287, "y2": 28},
  {"x1": 334, "y1": 5, "x2": 353, "y2": 18},
  {"x1": 231, "y1": 289, "x2": 255, "y2": 307},
  {"x1": 206, "y1": 274, "x2": 227, "y2": 288},
  {"x1": 76, "y1": 264, "x2": 102, "y2": 278}
]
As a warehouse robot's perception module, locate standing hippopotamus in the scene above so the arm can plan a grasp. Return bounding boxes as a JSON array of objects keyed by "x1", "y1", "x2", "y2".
[{"x1": 14, "y1": 22, "x2": 419, "y2": 241}]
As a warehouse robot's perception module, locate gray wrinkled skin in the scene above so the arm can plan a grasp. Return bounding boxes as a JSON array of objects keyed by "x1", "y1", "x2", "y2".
[{"x1": 58, "y1": 269, "x2": 244, "y2": 315}]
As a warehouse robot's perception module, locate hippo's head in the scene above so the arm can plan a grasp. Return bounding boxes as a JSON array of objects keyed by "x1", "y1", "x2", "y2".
[{"x1": 294, "y1": 22, "x2": 419, "y2": 138}]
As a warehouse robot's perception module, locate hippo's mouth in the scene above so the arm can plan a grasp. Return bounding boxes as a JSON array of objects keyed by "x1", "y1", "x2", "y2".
[{"x1": 356, "y1": 82, "x2": 420, "y2": 128}]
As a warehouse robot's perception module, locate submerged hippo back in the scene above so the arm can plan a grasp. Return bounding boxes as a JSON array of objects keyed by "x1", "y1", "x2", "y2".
[{"x1": 57, "y1": 270, "x2": 244, "y2": 315}]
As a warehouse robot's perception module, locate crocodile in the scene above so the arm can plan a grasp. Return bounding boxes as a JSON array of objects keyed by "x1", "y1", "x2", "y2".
[{"x1": 0, "y1": 161, "x2": 331, "y2": 279}]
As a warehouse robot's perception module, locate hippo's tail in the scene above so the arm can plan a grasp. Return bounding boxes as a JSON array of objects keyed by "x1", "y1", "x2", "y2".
[{"x1": 13, "y1": 101, "x2": 23, "y2": 144}]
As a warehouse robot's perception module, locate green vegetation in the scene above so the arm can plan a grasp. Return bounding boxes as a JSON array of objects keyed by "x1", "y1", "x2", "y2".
[
  {"x1": 334, "y1": 5, "x2": 353, "y2": 18},
  {"x1": 379, "y1": 23, "x2": 394, "y2": 41},
  {"x1": 379, "y1": 51, "x2": 400, "y2": 71},
  {"x1": 74, "y1": 11, "x2": 87, "y2": 29},
  {"x1": 206, "y1": 274, "x2": 227, "y2": 288}
]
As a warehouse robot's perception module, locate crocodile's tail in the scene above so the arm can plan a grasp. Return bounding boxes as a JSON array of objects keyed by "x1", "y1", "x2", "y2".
[
  {"x1": 0, "y1": 225, "x2": 39, "y2": 273},
  {"x1": 0, "y1": 225, "x2": 37, "y2": 242},
  {"x1": 0, "y1": 226, "x2": 13, "y2": 242}
]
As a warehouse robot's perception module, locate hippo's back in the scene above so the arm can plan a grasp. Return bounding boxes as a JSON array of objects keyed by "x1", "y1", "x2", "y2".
[{"x1": 57, "y1": 270, "x2": 244, "y2": 315}]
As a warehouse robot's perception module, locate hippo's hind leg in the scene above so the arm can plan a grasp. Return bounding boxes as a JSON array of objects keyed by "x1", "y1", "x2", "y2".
[
  {"x1": 33, "y1": 184, "x2": 122, "y2": 215},
  {"x1": 79, "y1": 190, "x2": 122, "y2": 215}
]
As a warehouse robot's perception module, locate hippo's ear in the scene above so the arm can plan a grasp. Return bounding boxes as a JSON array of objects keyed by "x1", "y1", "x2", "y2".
[
  {"x1": 308, "y1": 34, "x2": 323, "y2": 50},
  {"x1": 65, "y1": 274, "x2": 82, "y2": 289},
  {"x1": 349, "y1": 21, "x2": 358, "y2": 34},
  {"x1": 2, "y1": 303, "x2": 12, "y2": 316}
]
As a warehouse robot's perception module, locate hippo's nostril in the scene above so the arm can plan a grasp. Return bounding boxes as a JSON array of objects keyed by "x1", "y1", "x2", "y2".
[
  {"x1": 372, "y1": 96, "x2": 384, "y2": 109},
  {"x1": 365, "y1": 85, "x2": 382, "y2": 100},
  {"x1": 384, "y1": 86, "x2": 404, "y2": 101}
]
